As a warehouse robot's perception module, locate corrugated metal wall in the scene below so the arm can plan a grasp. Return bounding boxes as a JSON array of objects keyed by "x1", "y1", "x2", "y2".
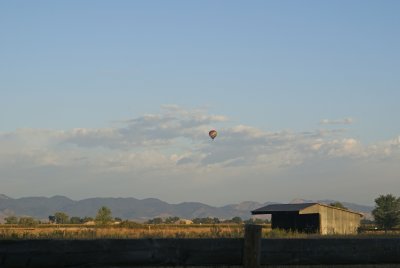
[{"x1": 318, "y1": 206, "x2": 361, "y2": 234}]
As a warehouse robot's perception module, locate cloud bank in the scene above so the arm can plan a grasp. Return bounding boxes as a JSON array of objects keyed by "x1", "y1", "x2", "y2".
[{"x1": 1, "y1": 107, "x2": 399, "y2": 205}]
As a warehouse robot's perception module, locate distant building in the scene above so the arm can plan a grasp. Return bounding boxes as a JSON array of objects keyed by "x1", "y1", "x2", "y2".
[{"x1": 251, "y1": 203, "x2": 362, "y2": 235}]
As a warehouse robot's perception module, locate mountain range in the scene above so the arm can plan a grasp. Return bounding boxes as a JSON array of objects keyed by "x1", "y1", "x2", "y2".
[{"x1": 0, "y1": 194, "x2": 374, "y2": 222}]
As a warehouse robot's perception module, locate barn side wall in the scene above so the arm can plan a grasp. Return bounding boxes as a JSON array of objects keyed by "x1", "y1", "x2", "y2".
[{"x1": 318, "y1": 206, "x2": 361, "y2": 234}]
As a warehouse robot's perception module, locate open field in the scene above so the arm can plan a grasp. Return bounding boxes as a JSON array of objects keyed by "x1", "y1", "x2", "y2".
[
  {"x1": 1, "y1": 224, "x2": 400, "y2": 239},
  {"x1": 0, "y1": 224, "x2": 249, "y2": 239}
]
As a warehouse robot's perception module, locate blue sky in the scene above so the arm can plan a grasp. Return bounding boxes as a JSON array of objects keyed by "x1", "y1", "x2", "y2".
[{"x1": 1, "y1": 1, "x2": 400, "y2": 206}]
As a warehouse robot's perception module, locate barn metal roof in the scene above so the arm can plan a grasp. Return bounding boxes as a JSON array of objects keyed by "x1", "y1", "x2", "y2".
[
  {"x1": 251, "y1": 202, "x2": 363, "y2": 216},
  {"x1": 251, "y1": 203, "x2": 317, "y2": 214}
]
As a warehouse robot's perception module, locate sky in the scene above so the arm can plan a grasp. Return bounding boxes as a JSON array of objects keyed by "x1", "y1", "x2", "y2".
[{"x1": 1, "y1": 1, "x2": 400, "y2": 206}]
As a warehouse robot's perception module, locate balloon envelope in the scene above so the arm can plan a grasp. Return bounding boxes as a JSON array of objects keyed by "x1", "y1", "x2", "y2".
[{"x1": 209, "y1": 130, "x2": 217, "y2": 140}]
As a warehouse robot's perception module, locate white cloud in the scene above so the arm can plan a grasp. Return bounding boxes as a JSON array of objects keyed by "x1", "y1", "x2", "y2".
[
  {"x1": 1, "y1": 106, "x2": 400, "y2": 205},
  {"x1": 62, "y1": 106, "x2": 228, "y2": 150},
  {"x1": 319, "y1": 117, "x2": 354, "y2": 125}
]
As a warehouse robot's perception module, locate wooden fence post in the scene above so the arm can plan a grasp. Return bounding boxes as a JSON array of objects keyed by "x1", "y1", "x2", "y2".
[{"x1": 243, "y1": 224, "x2": 262, "y2": 268}]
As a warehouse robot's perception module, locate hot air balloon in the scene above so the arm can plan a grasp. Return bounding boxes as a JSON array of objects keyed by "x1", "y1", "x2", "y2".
[{"x1": 209, "y1": 130, "x2": 217, "y2": 140}]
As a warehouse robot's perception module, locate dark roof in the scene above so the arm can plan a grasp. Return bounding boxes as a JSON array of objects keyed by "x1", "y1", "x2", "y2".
[
  {"x1": 251, "y1": 203, "x2": 318, "y2": 215},
  {"x1": 251, "y1": 202, "x2": 363, "y2": 216}
]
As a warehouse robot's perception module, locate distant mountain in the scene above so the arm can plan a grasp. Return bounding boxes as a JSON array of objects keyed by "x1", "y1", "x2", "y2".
[
  {"x1": 0, "y1": 194, "x2": 11, "y2": 200},
  {"x1": 0, "y1": 194, "x2": 374, "y2": 222}
]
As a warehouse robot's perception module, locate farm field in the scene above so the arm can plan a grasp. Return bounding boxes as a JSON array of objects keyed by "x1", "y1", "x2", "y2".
[
  {"x1": 1, "y1": 223, "x2": 399, "y2": 239},
  {"x1": 0, "y1": 223, "x2": 254, "y2": 239}
]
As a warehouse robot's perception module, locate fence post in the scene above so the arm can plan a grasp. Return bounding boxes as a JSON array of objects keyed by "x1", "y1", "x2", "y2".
[{"x1": 243, "y1": 224, "x2": 262, "y2": 268}]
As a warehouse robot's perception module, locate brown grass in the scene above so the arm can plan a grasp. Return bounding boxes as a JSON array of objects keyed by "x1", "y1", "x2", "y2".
[
  {"x1": 2, "y1": 224, "x2": 396, "y2": 240},
  {"x1": 0, "y1": 224, "x2": 248, "y2": 239}
]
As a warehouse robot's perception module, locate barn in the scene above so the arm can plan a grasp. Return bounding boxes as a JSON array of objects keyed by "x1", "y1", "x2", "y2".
[{"x1": 251, "y1": 203, "x2": 362, "y2": 235}]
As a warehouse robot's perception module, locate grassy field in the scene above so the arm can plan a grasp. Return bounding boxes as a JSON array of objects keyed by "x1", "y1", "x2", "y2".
[
  {"x1": 1, "y1": 224, "x2": 399, "y2": 239},
  {"x1": 0, "y1": 223, "x2": 249, "y2": 239}
]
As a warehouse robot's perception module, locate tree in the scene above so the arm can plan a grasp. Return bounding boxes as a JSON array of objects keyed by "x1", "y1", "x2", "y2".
[
  {"x1": 18, "y1": 217, "x2": 38, "y2": 227},
  {"x1": 4, "y1": 216, "x2": 18, "y2": 224},
  {"x1": 164, "y1": 216, "x2": 180, "y2": 224},
  {"x1": 372, "y1": 194, "x2": 400, "y2": 232},
  {"x1": 70, "y1": 217, "x2": 83, "y2": 224},
  {"x1": 230, "y1": 216, "x2": 243, "y2": 224},
  {"x1": 192, "y1": 217, "x2": 220, "y2": 224},
  {"x1": 329, "y1": 202, "x2": 348, "y2": 210},
  {"x1": 146, "y1": 217, "x2": 163, "y2": 224},
  {"x1": 54, "y1": 212, "x2": 69, "y2": 224},
  {"x1": 48, "y1": 215, "x2": 56, "y2": 223},
  {"x1": 95, "y1": 206, "x2": 113, "y2": 225}
]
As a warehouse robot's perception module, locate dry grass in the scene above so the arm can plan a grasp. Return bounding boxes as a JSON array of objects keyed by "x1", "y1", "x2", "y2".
[
  {"x1": 2, "y1": 224, "x2": 397, "y2": 240},
  {"x1": 0, "y1": 224, "x2": 247, "y2": 239}
]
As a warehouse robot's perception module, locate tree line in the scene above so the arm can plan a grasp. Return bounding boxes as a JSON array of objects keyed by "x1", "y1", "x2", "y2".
[
  {"x1": 146, "y1": 216, "x2": 269, "y2": 225},
  {"x1": 3, "y1": 206, "x2": 269, "y2": 226},
  {"x1": 3, "y1": 194, "x2": 400, "y2": 230},
  {"x1": 4, "y1": 206, "x2": 115, "y2": 226}
]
